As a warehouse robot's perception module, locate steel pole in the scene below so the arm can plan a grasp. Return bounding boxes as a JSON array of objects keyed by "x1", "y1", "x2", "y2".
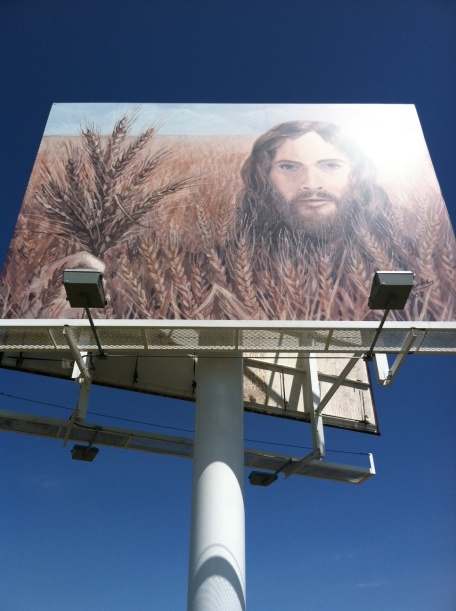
[{"x1": 187, "y1": 352, "x2": 246, "y2": 611}]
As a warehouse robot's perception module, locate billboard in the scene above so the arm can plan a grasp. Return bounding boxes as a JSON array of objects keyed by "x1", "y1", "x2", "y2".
[{"x1": 1, "y1": 103, "x2": 455, "y2": 322}]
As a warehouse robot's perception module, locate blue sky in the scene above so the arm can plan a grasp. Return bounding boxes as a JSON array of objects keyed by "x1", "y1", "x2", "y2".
[{"x1": 1, "y1": 1, "x2": 455, "y2": 610}]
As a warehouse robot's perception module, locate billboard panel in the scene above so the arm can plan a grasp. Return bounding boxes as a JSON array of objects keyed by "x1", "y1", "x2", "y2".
[
  {"x1": 1, "y1": 103, "x2": 455, "y2": 322},
  {"x1": 243, "y1": 353, "x2": 377, "y2": 433}
]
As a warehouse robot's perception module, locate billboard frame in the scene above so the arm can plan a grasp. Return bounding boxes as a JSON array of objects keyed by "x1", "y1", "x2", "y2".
[{"x1": 0, "y1": 319, "x2": 455, "y2": 353}]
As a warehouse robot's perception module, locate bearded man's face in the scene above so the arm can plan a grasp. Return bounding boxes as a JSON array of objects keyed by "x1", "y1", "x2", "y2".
[{"x1": 268, "y1": 132, "x2": 353, "y2": 238}]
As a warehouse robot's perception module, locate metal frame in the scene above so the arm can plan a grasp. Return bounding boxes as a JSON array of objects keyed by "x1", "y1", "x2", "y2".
[
  {"x1": 1, "y1": 317, "x2": 453, "y2": 485},
  {"x1": 1, "y1": 324, "x2": 378, "y2": 484},
  {"x1": 0, "y1": 347, "x2": 379, "y2": 434},
  {"x1": 0, "y1": 319, "x2": 455, "y2": 353},
  {"x1": 247, "y1": 352, "x2": 376, "y2": 484},
  {"x1": 0, "y1": 408, "x2": 375, "y2": 485}
]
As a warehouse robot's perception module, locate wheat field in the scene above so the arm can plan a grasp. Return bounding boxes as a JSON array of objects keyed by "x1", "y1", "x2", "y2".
[{"x1": 1, "y1": 114, "x2": 455, "y2": 322}]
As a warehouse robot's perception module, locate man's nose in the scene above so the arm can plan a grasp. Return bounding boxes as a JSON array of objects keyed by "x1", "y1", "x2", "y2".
[{"x1": 299, "y1": 167, "x2": 321, "y2": 190}]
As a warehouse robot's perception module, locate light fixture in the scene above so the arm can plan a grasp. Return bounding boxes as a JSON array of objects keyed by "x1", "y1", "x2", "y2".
[
  {"x1": 63, "y1": 269, "x2": 107, "y2": 358},
  {"x1": 71, "y1": 444, "x2": 99, "y2": 462},
  {"x1": 248, "y1": 471, "x2": 278, "y2": 487},
  {"x1": 365, "y1": 271, "x2": 414, "y2": 360},
  {"x1": 63, "y1": 269, "x2": 107, "y2": 309},
  {"x1": 368, "y1": 271, "x2": 414, "y2": 310}
]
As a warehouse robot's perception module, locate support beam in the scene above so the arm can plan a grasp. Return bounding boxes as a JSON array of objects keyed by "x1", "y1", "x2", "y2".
[
  {"x1": 187, "y1": 353, "x2": 246, "y2": 611},
  {"x1": 62, "y1": 380, "x2": 91, "y2": 447},
  {"x1": 302, "y1": 354, "x2": 325, "y2": 458},
  {"x1": 384, "y1": 330, "x2": 417, "y2": 386},
  {"x1": 373, "y1": 353, "x2": 390, "y2": 385}
]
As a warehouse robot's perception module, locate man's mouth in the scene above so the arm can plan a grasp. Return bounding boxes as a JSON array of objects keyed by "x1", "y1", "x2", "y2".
[
  {"x1": 299, "y1": 197, "x2": 331, "y2": 203},
  {"x1": 295, "y1": 198, "x2": 335, "y2": 211}
]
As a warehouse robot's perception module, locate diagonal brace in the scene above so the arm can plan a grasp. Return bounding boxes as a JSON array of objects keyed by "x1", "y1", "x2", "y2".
[
  {"x1": 63, "y1": 325, "x2": 91, "y2": 383},
  {"x1": 316, "y1": 352, "x2": 363, "y2": 416},
  {"x1": 376, "y1": 329, "x2": 417, "y2": 386}
]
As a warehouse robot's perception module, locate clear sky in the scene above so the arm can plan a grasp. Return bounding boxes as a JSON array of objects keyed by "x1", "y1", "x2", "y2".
[{"x1": 1, "y1": 1, "x2": 455, "y2": 610}]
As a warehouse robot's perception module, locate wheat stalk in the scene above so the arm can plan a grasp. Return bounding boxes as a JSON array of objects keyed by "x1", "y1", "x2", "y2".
[
  {"x1": 255, "y1": 267, "x2": 284, "y2": 319},
  {"x1": 356, "y1": 226, "x2": 391, "y2": 271},
  {"x1": 36, "y1": 263, "x2": 68, "y2": 317},
  {"x1": 163, "y1": 225, "x2": 195, "y2": 319},
  {"x1": 117, "y1": 259, "x2": 151, "y2": 318},
  {"x1": 418, "y1": 208, "x2": 440, "y2": 277},
  {"x1": 216, "y1": 194, "x2": 234, "y2": 243},
  {"x1": 195, "y1": 199, "x2": 212, "y2": 246},
  {"x1": 141, "y1": 237, "x2": 169, "y2": 315},
  {"x1": 314, "y1": 250, "x2": 333, "y2": 320},
  {"x1": 34, "y1": 112, "x2": 194, "y2": 258},
  {"x1": 190, "y1": 255, "x2": 213, "y2": 319},
  {"x1": 103, "y1": 113, "x2": 130, "y2": 164},
  {"x1": 232, "y1": 235, "x2": 264, "y2": 318}
]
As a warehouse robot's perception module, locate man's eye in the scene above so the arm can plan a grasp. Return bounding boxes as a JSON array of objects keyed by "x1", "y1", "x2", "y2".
[
  {"x1": 279, "y1": 163, "x2": 298, "y2": 171},
  {"x1": 319, "y1": 161, "x2": 344, "y2": 171}
]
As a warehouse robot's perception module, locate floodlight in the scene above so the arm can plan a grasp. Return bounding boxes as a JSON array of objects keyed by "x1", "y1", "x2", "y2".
[
  {"x1": 365, "y1": 271, "x2": 414, "y2": 360},
  {"x1": 63, "y1": 269, "x2": 107, "y2": 309},
  {"x1": 63, "y1": 269, "x2": 107, "y2": 358},
  {"x1": 368, "y1": 271, "x2": 414, "y2": 310},
  {"x1": 71, "y1": 444, "x2": 99, "y2": 462},
  {"x1": 248, "y1": 471, "x2": 278, "y2": 487}
]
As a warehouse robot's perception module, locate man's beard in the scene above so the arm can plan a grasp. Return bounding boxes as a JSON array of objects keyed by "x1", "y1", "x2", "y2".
[{"x1": 270, "y1": 188, "x2": 353, "y2": 242}]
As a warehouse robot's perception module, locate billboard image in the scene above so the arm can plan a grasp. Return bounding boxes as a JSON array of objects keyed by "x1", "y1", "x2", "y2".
[{"x1": 1, "y1": 103, "x2": 455, "y2": 322}]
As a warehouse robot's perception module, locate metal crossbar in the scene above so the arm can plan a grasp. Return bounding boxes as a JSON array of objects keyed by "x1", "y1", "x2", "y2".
[
  {"x1": 0, "y1": 320, "x2": 455, "y2": 353},
  {"x1": 0, "y1": 410, "x2": 375, "y2": 485}
]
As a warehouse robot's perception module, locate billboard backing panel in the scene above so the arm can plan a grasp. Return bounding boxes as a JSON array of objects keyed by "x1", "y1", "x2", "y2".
[
  {"x1": 0, "y1": 348, "x2": 378, "y2": 434},
  {"x1": 1, "y1": 103, "x2": 455, "y2": 322}
]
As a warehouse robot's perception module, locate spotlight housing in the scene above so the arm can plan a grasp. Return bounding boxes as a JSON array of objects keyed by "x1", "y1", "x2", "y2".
[
  {"x1": 63, "y1": 269, "x2": 107, "y2": 309},
  {"x1": 71, "y1": 444, "x2": 99, "y2": 462},
  {"x1": 248, "y1": 471, "x2": 278, "y2": 487},
  {"x1": 368, "y1": 271, "x2": 414, "y2": 310}
]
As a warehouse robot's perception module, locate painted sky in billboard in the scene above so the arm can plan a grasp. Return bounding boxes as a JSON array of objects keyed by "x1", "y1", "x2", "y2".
[{"x1": 1, "y1": 103, "x2": 455, "y2": 322}]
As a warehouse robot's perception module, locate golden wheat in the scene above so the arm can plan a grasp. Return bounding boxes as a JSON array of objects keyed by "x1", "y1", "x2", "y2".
[
  {"x1": 232, "y1": 235, "x2": 264, "y2": 319},
  {"x1": 1, "y1": 111, "x2": 455, "y2": 323}
]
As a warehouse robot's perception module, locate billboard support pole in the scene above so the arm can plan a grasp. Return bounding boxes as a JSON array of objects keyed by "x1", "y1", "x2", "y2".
[
  {"x1": 187, "y1": 352, "x2": 246, "y2": 611},
  {"x1": 303, "y1": 354, "x2": 326, "y2": 457}
]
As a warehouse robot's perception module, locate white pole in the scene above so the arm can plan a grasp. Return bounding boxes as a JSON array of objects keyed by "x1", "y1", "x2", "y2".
[{"x1": 187, "y1": 352, "x2": 246, "y2": 611}]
